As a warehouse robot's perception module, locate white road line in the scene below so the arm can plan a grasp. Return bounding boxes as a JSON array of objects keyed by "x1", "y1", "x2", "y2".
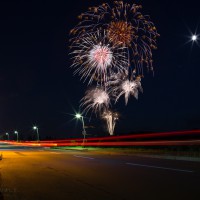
[
  {"x1": 126, "y1": 163, "x2": 194, "y2": 173},
  {"x1": 50, "y1": 152, "x2": 60, "y2": 154},
  {"x1": 74, "y1": 155, "x2": 95, "y2": 160}
]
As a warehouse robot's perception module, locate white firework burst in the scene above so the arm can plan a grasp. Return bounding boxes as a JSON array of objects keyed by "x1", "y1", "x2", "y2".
[
  {"x1": 110, "y1": 73, "x2": 143, "y2": 105},
  {"x1": 81, "y1": 87, "x2": 110, "y2": 114},
  {"x1": 102, "y1": 110, "x2": 118, "y2": 135}
]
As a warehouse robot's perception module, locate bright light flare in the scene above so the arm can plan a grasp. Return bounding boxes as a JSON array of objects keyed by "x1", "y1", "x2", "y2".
[
  {"x1": 75, "y1": 113, "x2": 82, "y2": 119},
  {"x1": 192, "y1": 35, "x2": 197, "y2": 41}
]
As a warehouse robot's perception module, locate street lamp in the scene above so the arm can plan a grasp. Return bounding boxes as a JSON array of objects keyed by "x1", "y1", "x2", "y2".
[
  {"x1": 192, "y1": 35, "x2": 197, "y2": 41},
  {"x1": 5, "y1": 132, "x2": 9, "y2": 140},
  {"x1": 75, "y1": 113, "x2": 86, "y2": 146},
  {"x1": 14, "y1": 131, "x2": 19, "y2": 142},
  {"x1": 33, "y1": 126, "x2": 39, "y2": 142}
]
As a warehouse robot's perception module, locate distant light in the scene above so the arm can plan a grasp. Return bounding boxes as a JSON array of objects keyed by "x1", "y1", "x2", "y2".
[
  {"x1": 33, "y1": 126, "x2": 37, "y2": 130},
  {"x1": 75, "y1": 113, "x2": 82, "y2": 119},
  {"x1": 14, "y1": 131, "x2": 18, "y2": 134},
  {"x1": 192, "y1": 35, "x2": 197, "y2": 41}
]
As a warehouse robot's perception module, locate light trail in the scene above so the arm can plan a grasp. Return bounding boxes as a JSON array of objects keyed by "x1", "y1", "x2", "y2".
[
  {"x1": 39, "y1": 129, "x2": 200, "y2": 143},
  {"x1": 1, "y1": 130, "x2": 200, "y2": 147},
  {"x1": 50, "y1": 139, "x2": 200, "y2": 147},
  {"x1": 5, "y1": 139, "x2": 200, "y2": 147}
]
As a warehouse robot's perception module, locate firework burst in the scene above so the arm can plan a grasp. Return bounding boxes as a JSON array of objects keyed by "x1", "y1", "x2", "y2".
[
  {"x1": 70, "y1": 30, "x2": 128, "y2": 84},
  {"x1": 116, "y1": 79, "x2": 142, "y2": 105},
  {"x1": 81, "y1": 87, "x2": 110, "y2": 114},
  {"x1": 70, "y1": 1, "x2": 159, "y2": 77},
  {"x1": 102, "y1": 110, "x2": 118, "y2": 135},
  {"x1": 69, "y1": 1, "x2": 159, "y2": 135},
  {"x1": 107, "y1": 21, "x2": 133, "y2": 47},
  {"x1": 109, "y1": 72, "x2": 143, "y2": 105}
]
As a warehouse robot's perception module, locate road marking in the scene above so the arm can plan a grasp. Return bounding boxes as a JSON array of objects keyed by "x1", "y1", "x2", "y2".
[
  {"x1": 74, "y1": 155, "x2": 95, "y2": 160},
  {"x1": 50, "y1": 152, "x2": 61, "y2": 154},
  {"x1": 126, "y1": 163, "x2": 194, "y2": 173}
]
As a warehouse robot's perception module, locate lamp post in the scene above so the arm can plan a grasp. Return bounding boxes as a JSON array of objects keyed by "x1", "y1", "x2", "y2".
[
  {"x1": 5, "y1": 132, "x2": 9, "y2": 140},
  {"x1": 14, "y1": 131, "x2": 19, "y2": 142},
  {"x1": 33, "y1": 126, "x2": 39, "y2": 142},
  {"x1": 75, "y1": 113, "x2": 86, "y2": 146}
]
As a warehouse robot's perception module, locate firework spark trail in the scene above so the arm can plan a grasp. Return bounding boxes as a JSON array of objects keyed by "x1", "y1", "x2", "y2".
[{"x1": 102, "y1": 110, "x2": 118, "y2": 135}]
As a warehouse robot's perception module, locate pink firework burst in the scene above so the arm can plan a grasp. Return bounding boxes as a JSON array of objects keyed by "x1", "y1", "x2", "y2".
[
  {"x1": 70, "y1": 30, "x2": 128, "y2": 85},
  {"x1": 89, "y1": 44, "x2": 112, "y2": 72}
]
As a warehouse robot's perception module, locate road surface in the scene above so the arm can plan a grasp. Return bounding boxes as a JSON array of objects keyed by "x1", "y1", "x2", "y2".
[{"x1": 0, "y1": 143, "x2": 200, "y2": 200}]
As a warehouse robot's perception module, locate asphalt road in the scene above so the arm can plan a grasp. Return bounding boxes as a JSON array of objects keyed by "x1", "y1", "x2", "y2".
[{"x1": 0, "y1": 143, "x2": 200, "y2": 200}]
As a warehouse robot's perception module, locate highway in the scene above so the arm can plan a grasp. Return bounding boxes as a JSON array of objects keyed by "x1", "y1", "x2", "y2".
[{"x1": 0, "y1": 143, "x2": 200, "y2": 200}]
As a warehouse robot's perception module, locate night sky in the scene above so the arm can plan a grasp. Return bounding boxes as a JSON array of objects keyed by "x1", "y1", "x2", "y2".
[{"x1": 0, "y1": 0, "x2": 200, "y2": 139}]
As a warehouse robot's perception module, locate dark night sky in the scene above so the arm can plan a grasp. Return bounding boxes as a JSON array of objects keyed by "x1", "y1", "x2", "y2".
[{"x1": 0, "y1": 0, "x2": 200, "y2": 139}]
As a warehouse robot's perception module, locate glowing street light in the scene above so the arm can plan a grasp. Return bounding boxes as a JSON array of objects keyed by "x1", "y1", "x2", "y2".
[
  {"x1": 75, "y1": 113, "x2": 81, "y2": 119},
  {"x1": 33, "y1": 126, "x2": 39, "y2": 142},
  {"x1": 75, "y1": 113, "x2": 86, "y2": 146},
  {"x1": 14, "y1": 131, "x2": 19, "y2": 142},
  {"x1": 192, "y1": 35, "x2": 197, "y2": 41},
  {"x1": 5, "y1": 132, "x2": 9, "y2": 140}
]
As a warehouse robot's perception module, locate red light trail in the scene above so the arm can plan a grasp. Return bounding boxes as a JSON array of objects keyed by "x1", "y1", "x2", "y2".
[{"x1": 1, "y1": 130, "x2": 200, "y2": 147}]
